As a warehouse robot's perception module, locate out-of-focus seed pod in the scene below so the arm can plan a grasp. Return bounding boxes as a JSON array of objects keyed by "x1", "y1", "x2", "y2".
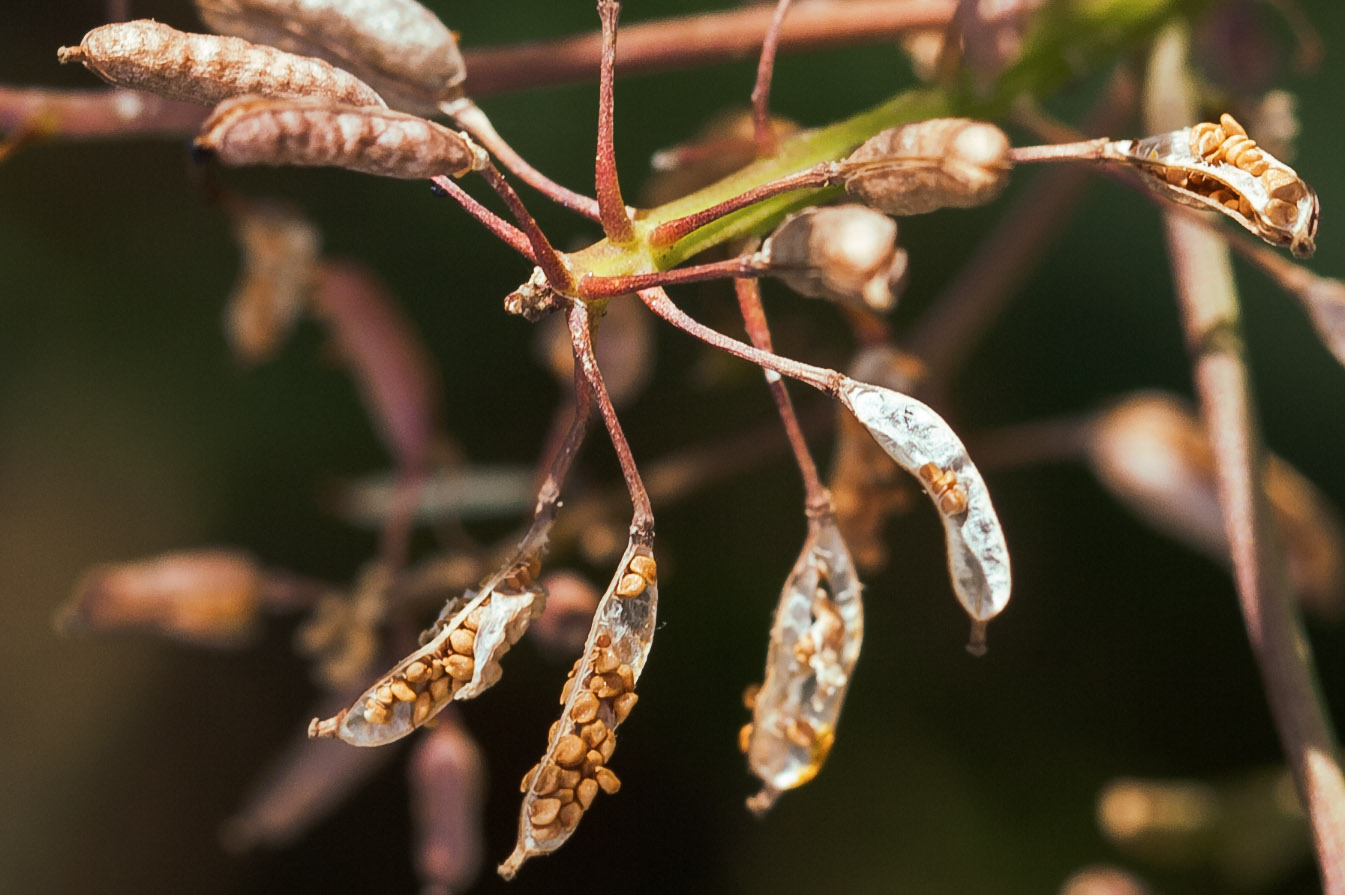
[
  {"x1": 842, "y1": 118, "x2": 1011, "y2": 215},
  {"x1": 1058, "y1": 865, "x2": 1154, "y2": 895},
  {"x1": 762, "y1": 204, "x2": 908, "y2": 312},
  {"x1": 529, "y1": 572, "x2": 601, "y2": 660},
  {"x1": 1085, "y1": 393, "x2": 1345, "y2": 619},
  {"x1": 744, "y1": 513, "x2": 862, "y2": 813},
  {"x1": 223, "y1": 198, "x2": 321, "y2": 364},
  {"x1": 57, "y1": 549, "x2": 261, "y2": 647},
  {"x1": 409, "y1": 715, "x2": 486, "y2": 895},
  {"x1": 58, "y1": 20, "x2": 386, "y2": 108},
  {"x1": 643, "y1": 107, "x2": 798, "y2": 205},
  {"x1": 193, "y1": 0, "x2": 465, "y2": 116},
  {"x1": 195, "y1": 96, "x2": 486, "y2": 180}
]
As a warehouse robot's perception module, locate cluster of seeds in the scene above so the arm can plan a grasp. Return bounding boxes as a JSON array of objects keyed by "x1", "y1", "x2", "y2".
[
  {"x1": 614, "y1": 553, "x2": 657, "y2": 599},
  {"x1": 917, "y1": 461, "x2": 969, "y2": 516}
]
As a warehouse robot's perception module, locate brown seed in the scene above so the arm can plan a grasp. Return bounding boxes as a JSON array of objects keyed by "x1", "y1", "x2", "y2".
[
  {"x1": 553, "y1": 788, "x2": 575, "y2": 804},
  {"x1": 548, "y1": 721, "x2": 561, "y2": 741},
  {"x1": 738, "y1": 722, "x2": 753, "y2": 753},
  {"x1": 533, "y1": 821, "x2": 563, "y2": 842},
  {"x1": 445, "y1": 654, "x2": 475, "y2": 682},
  {"x1": 463, "y1": 606, "x2": 484, "y2": 630},
  {"x1": 429, "y1": 658, "x2": 445, "y2": 680},
  {"x1": 583, "y1": 750, "x2": 605, "y2": 777},
  {"x1": 1265, "y1": 198, "x2": 1298, "y2": 228},
  {"x1": 615, "y1": 572, "x2": 647, "y2": 598},
  {"x1": 530, "y1": 797, "x2": 561, "y2": 826},
  {"x1": 403, "y1": 660, "x2": 430, "y2": 683},
  {"x1": 598, "y1": 734, "x2": 617, "y2": 764},
  {"x1": 594, "y1": 675, "x2": 623, "y2": 700},
  {"x1": 593, "y1": 649, "x2": 620, "y2": 675},
  {"x1": 595, "y1": 633, "x2": 612, "y2": 648},
  {"x1": 534, "y1": 764, "x2": 560, "y2": 796},
  {"x1": 447, "y1": 627, "x2": 475, "y2": 656},
  {"x1": 616, "y1": 664, "x2": 635, "y2": 692},
  {"x1": 429, "y1": 676, "x2": 451, "y2": 702},
  {"x1": 503, "y1": 572, "x2": 525, "y2": 590},
  {"x1": 196, "y1": 96, "x2": 484, "y2": 180},
  {"x1": 580, "y1": 720, "x2": 608, "y2": 748},
  {"x1": 412, "y1": 690, "x2": 432, "y2": 726},
  {"x1": 560, "y1": 677, "x2": 576, "y2": 705},
  {"x1": 1263, "y1": 167, "x2": 1307, "y2": 203},
  {"x1": 571, "y1": 690, "x2": 600, "y2": 724},
  {"x1": 520, "y1": 763, "x2": 539, "y2": 793},
  {"x1": 594, "y1": 766, "x2": 622, "y2": 795},
  {"x1": 58, "y1": 20, "x2": 386, "y2": 109},
  {"x1": 554, "y1": 734, "x2": 587, "y2": 768},
  {"x1": 375, "y1": 684, "x2": 396, "y2": 706},
  {"x1": 742, "y1": 684, "x2": 760, "y2": 711},
  {"x1": 577, "y1": 777, "x2": 599, "y2": 810},
  {"x1": 628, "y1": 554, "x2": 657, "y2": 583},
  {"x1": 612, "y1": 691, "x2": 639, "y2": 725},
  {"x1": 363, "y1": 702, "x2": 390, "y2": 725},
  {"x1": 391, "y1": 680, "x2": 418, "y2": 702},
  {"x1": 557, "y1": 768, "x2": 583, "y2": 789},
  {"x1": 558, "y1": 802, "x2": 583, "y2": 830}
]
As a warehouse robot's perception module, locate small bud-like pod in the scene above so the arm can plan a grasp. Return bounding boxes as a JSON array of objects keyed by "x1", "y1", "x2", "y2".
[
  {"x1": 409, "y1": 716, "x2": 486, "y2": 895},
  {"x1": 838, "y1": 378, "x2": 1011, "y2": 637},
  {"x1": 195, "y1": 96, "x2": 486, "y2": 179},
  {"x1": 762, "y1": 204, "x2": 909, "y2": 313},
  {"x1": 193, "y1": 0, "x2": 465, "y2": 116},
  {"x1": 58, "y1": 20, "x2": 386, "y2": 108},
  {"x1": 223, "y1": 199, "x2": 321, "y2": 364},
  {"x1": 56, "y1": 549, "x2": 262, "y2": 647},
  {"x1": 745, "y1": 513, "x2": 863, "y2": 813},
  {"x1": 500, "y1": 540, "x2": 658, "y2": 879},
  {"x1": 842, "y1": 118, "x2": 1011, "y2": 216}
]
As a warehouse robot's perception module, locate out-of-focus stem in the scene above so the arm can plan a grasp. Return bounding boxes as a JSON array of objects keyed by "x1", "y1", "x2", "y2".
[{"x1": 1147, "y1": 26, "x2": 1345, "y2": 894}]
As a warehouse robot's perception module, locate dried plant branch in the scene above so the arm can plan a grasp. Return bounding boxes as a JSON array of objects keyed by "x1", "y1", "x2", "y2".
[{"x1": 751, "y1": 0, "x2": 794, "y2": 157}]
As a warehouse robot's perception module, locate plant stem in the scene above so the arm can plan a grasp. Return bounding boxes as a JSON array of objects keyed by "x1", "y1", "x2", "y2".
[
  {"x1": 476, "y1": 163, "x2": 573, "y2": 291},
  {"x1": 429, "y1": 174, "x2": 534, "y2": 260},
  {"x1": 595, "y1": 0, "x2": 635, "y2": 244},
  {"x1": 751, "y1": 0, "x2": 794, "y2": 157}
]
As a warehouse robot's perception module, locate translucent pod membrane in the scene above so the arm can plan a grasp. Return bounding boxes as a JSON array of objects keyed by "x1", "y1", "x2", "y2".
[
  {"x1": 742, "y1": 514, "x2": 862, "y2": 814},
  {"x1": 838, "y1": 379, "x2": 1011, "y2": 642},
  {"x1": 499, "y1": 540, "x2": 659, "y2": 879},
  {"x1": 311, "y1": 536, "x2": 548, "y2": 747},
  {"x1": 1114, "y1": 114, "x2": 1318, "y2": 258}
]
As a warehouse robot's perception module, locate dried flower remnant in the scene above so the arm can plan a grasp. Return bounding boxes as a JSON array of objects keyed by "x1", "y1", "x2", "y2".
[
  {"x1": 838, "y1": 378, "x2": 1011, "y2": 644},
  {"x1": 762, "y1": 204, "x2": 909, "y2": 312},
  {"x1": 500, "y1": 539, "x2": 658, "y2": 879},
  {"x1": 193, "y1": 0, "x2": 465, "y2": 116},
  {"x1": 56, "y1": 549, "x2": 262, "y2": 647},
  {"x1": 742, "y1": 513, "x2": 862, "y2": 813},
  {"x1": 843, "y1": 118, "x2": 1011, "y2": 215},
  {"x1": 223, "y1": 198, "x2": 321, "y2": 364},
  {"x1": 194, "y1": 96, "x2": 486, "y2": 179},
  {"x1": 311, "y1": 541, "x2": 546, "y2": 746},
  {"x1": 58, "y1": 20, "x2": 386, "y2": 108},
  {"x1": 409, "y1": 715, "x2": 487, "y2": 895}
]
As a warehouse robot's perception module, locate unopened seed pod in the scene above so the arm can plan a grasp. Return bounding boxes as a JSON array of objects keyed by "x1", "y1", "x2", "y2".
[
  {"x1": 194, "y1": 0, "x2": 465, "y2": 116},
  {"x1": 842, "y1": 118, "x2": 1011, "y2": 215},
  {"x1": 58, "y1": 20, "x2": 386, "y2": 108},
  {"x1": 409, "y1": 716, "x2": 486, "y2": 895},
  {"x1": 762, "y1": 204, "x2": 909, "y2": 312},
  {"x1": 224, "y1": 199, "x2": 321, "y2": 364},
  {"x1": 195, "y1": 96, "x2": 486, "y2": 179}
]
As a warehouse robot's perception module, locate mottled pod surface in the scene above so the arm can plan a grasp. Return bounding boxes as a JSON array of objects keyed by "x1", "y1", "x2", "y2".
[
  {"x1": 58, "y1": 19, "x2": 386, "y2": 108},
  {"x1": 843, "y1": 118, "x2": 1011, "y2": 216},
  {"x1": 194, "y1": 0, "x2": 465, "y2": 115},
  {"x1": 196, "y1": 96, "x2": 484, "y2": 178},
  {"x1": 764, "y1": 204, "x2": 908, "y2": 312}
]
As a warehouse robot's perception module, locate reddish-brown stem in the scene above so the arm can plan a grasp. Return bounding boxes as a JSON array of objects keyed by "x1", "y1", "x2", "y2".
[
  {"x1": 567, "y1": 301, "x2": 653, "y2": 534},
  {"x1": 461, "y1": 1, "x2": 957, "y2": 97},
  {"x1": 648, "y1": 164, "x2": 836, "y2": 246},
  {"x1": 442, "y1": 99, "x2": 601, "y2": 222},
  {"x1": 532, "y1": 356, "x2": 595, "y2": 530},
  {"x1": 475, "y1": 163, "x2": 573, "y2": 291},
  {"x1": 1148, "y1": 28, "x2": 1345, "y2": 893},
  {"x1": 596, "y1": 0, "x2": 635, "y2": 244},
  {"x1": 578, "y1": 255, "x2": 764, "y2": 299},
  {"x1": 734, "y1": 275, "x2": 828, "y2": 510},
  {"x1": 751, "y1": 0, "x2": 794, "y2": 157},
  {"x1": 639, "y1": 287, "x2": 841, "y2": 395},
  {"x1": 429, "y1": 174, "x2": 534, "y2": 261},
  {"x1": 0, "y1": 86, "x2": 206, "y2": 138},
  {"x1": 1006, "y1": 138, "x2": 1117, "y2": 164}
]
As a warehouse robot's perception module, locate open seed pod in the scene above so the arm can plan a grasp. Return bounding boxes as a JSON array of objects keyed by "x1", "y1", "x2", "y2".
[
  {"x1": 838, "y1": 378, "x2": 1011, "y2": 648},
  {"x1": 762, "y1": 204, "x2": 909, "y2": 313},
  {"x1": 310, "y1": 531, "x2": 549, "y2": 747},
  {"x1": 500, "y1": 539, "x2": 659, "y2": 879},
  {"x1": 194, "y1": 0, "x2": 465, "y2": 116},
  {"x1": 842, "y1": 118, "x2": 1011, "y2": 216},
  {"x1": 742, "y1": 512, "x2": 863, "y2": 813}
]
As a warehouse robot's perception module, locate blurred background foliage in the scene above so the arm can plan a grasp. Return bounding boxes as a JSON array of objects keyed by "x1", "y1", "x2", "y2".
[{"x1": 2, "y1": 1, "x2": 1344, "y2": 893}]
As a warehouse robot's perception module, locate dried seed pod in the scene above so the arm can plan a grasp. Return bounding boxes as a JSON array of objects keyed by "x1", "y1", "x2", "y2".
[
  {"x1": 409, "y1": 715, "x2": 486, "y2": 895},
  {"x1": 56, "y1": 548, "x2": 262, "y2": 647},
  {"x1": 762, "y1": 204, "x2": 909, "y2": 313},
  {"x1": 223, "y1": 198, "x2": 321, "y2": 364},
  {"x1": 745, "y1": 513, "x2": 863, "y2": 814},
  {"x1": 838, "y1": 378, "x2": 1011, "y2": 633},
  {"x1": 500, "y1": 539, "x2": 659, "y2": 879},
  {"x1": 195, "y1": 96, "x2": 486, "y2": 179},
  {"x1": 842, "y1": 118, "x2": 1011, "y2": 216},
  {"x1": 58, "y1": 20, "x2": 385, "y2": 108},
  {"x1": 310, "y1": 534, "x2": 549, "y2": 747},
  {"x1": 193, "y1": 0, "x2": 465, "y2": 116}
]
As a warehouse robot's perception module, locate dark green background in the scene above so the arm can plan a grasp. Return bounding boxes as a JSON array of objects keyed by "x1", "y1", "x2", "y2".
[{"x1": 3, "y1": 2, "x2": 1344, "y2": 893}]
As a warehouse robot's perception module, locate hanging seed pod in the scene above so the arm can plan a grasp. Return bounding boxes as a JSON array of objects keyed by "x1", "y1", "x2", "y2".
[
  {"x1": 838, "y1": 378, "x2": 1011, "y2": 645},
  {"x1": 193, "y1": 0, "x2": 465, "y2": 116},
  {"x1": 310, "y1": 533, "x2": 548, "y2": 747},
  {"x1": 58, "y1": 20, "x2": 386, "y2": 108},
  {"x1": 195, "y1": 96, "x2": 486, "y2": 179},
  {"x1": 56, "y1": 549, "x2": 262, "y2": 647},
  {"x1": 743, "y1": 512, "x2": 862, "y2": 814},
  {"x1": 500, "y1": 539, "x2": 658, "y2": 879},
  {"x1": 223, "y1": 198, "x2": 321, "y2": 364},
  {"x1": 761, "y1": 204, "x2": 909, "y2": 313},
  {"x1": 409, "y1": 715, "x2": 486, "y2": 895},
  {"x1": 1112, "y1": 113, "x2": 1319, "y2": 257},
  {"x1": 842, "y1": 118, "x2": 1011, "y2": 216}
]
